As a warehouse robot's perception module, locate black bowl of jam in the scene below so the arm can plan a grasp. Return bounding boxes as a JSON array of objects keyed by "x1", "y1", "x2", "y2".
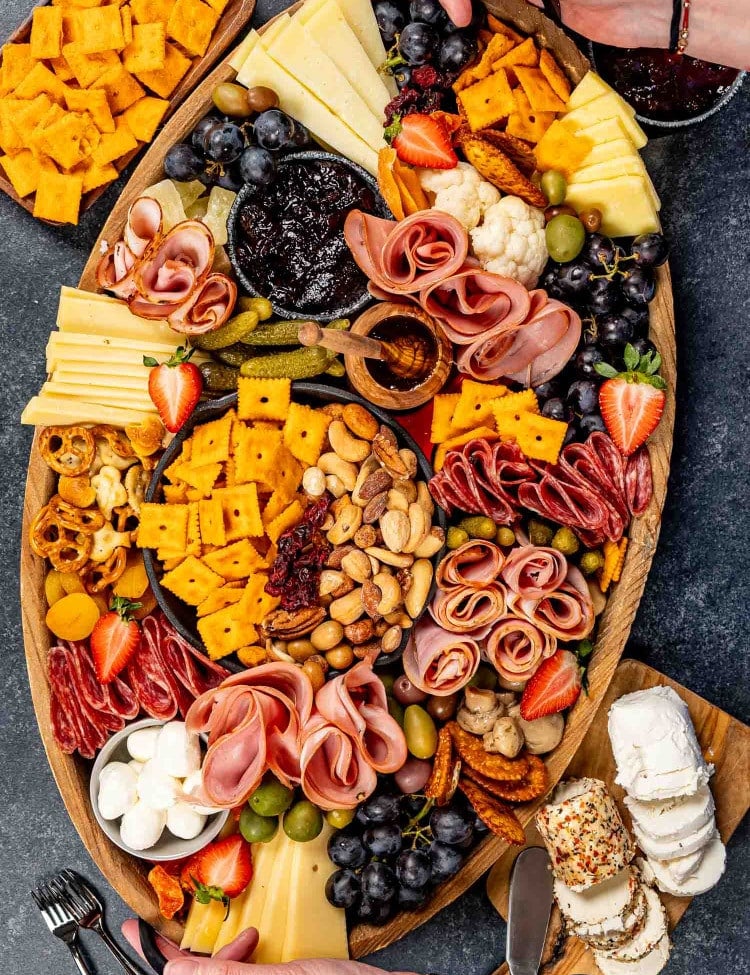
[
  {"x1": 590, "y1": 43, "x2": 744, "y2": 128},
  {"x1": 227, "y1": 150, "x2": 391, "y2": 322}
]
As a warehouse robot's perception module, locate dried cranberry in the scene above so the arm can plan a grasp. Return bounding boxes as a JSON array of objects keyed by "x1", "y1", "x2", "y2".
[{"x1": 411, "y1": 65, "x2": 439, "y2": 88}]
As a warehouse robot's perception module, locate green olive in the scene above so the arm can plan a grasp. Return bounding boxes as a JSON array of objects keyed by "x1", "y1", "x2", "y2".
[
  {"x1": 246, "y1": 86, "x2": 280, "y2": 113},
  {"x1": 247, "y1": 296, "x2": 273, "y2": 321},
  {"x1": 458, "y1": 516, "x2": 497, "y2": 541},
  {"x1": 446, "y1": 526, "x2": 469, "y2": 550},
  {"x1": 239, "y1": 805, "x2": 278, "y2": 843},
  {"x1": 528, "y1": 518, "x2": 555, "y2": 546},
  {"x1": 551, "y1": 526, "x2": 580, "y2": 556},
  {"x1": 403, "y1": 704, "x2": 438, "y2": 759},
  {"x1": 541, "y1": 169, "x2": 567, "y2": 206},
  {"x1": 496, "y1": 526, "x2": 516, "y2": 547},
  {"x1": 388, "y1": 696, "x2": 405, "y2": 728},
  {"x1": 546, "y1": 214, "x2": 586, "y2": 263},
  {"x1": 250, "y1": 776, "x2": 294, "y2": 817},
  {"x1": 468, "y1": 664, "x2": 498, "y2": 690},
  {"x1": 212, "y1": 82, "x2": 252, "y2": 118},
  {"x1": 580, "y1": 550, "x2": 605, "y2": 575},
  {"x1": 284, "y1": 800, "x2": 324, "y2": 842},
  {"x1": 326, "y1": 809, "x2": 355, "y2": 830}
]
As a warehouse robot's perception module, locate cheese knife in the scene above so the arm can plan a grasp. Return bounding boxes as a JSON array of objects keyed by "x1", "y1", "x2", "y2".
[{"x1": 506, "y1": 847, "x2": 554, "y2": 975}]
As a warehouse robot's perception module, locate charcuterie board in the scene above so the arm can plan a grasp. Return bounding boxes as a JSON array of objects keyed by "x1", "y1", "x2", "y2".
[
  {"x1": 18, "y1": 0, "x2": 677, "y2": 963},
  {"x1": 486, "y1": 658, "x2": 750, "y2": 974}
]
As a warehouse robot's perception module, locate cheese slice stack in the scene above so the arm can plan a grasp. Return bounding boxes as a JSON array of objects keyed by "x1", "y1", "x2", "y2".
[
  {"x1": 21, "y1": 286, "x2": 209, "y2": 428},
  {"x1": 231, "y1": 0, "x2": 395, "y2": 176}
]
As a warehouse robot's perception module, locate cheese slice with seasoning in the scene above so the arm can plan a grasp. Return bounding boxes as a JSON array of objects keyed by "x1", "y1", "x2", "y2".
[
  {"x1": 236, "y1": 37, "x2": 378, "y2": 174},
  {"x1": 262, "y1": 17, "x2": 385, "y2": 153},
  {"x1": 297, "y1": 0, "x2": 391, "y2": 119}
]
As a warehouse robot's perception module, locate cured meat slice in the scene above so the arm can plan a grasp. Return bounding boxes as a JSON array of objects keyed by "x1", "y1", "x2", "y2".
[
  {"x1": 124, "y1": 197, "x2": 163, "y2": 258},
  {"x1": 299, "y1": 715, "x2": 378, "y2": 811},
  {"x1": 507, "y1": 565, "x2": 594, "y2": 641},
  {"x1": 436, "y1": 538, "x2": 504, "y2": 589},
  {"x1": 344, "y1": 209, "x2": 468, "y2": 295},
  {"x1": 402, "y1": 617, "x2": 481, "y2": 696},
  {"x1": 134, "y1": 220, "x2": 214, "y2": 306},
  {"x1": 430, "y1": 439, "x2": 535, "y2": 522},
  {"x1": 501, "y1": 545, "x2": 568, "y2": 597},
  {"x1": 626, "y1": 447, "x2": 653, "y2": 516},
  {"x1": 486, "y1": 616, "x2": 557, "y2": 683},
  {"x1": 518, "y1": 472, "x2": 611, "y2": 545},
  {"x1": 315, "y1": 662, "x2": 406, "y2": 774},
  {"x1": 429, "y1": 584, "x2": 506, "y2": 633},
  {"x1": 168, "y1": 274, "x2": 238, "y2": 334},
  {"x1": 420, "y1": 267, "x2": 531, "y2": 343}
]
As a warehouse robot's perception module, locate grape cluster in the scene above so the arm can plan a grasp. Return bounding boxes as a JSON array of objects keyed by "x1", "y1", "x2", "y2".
[
  {"x1": 164, "y1": 104, "x2": 311, "y2": 191},
  {"x1": 538, "y1": 231, "x2": 669, "y2": 444},
  {"x1": 325, "y1": 790, "x2": 487, "y2": 924},
  {"x1": 378, "y1": 0, "x2": 479, "y2": 124}
]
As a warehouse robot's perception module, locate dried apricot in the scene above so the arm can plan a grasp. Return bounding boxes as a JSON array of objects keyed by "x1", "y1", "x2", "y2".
[
  {"x1": 132, "y1": 587, "x2": 158, "y2": 620},
  {"x1": 44, "y1": 569, "x2": 67, "y2": 607},
  {"x1": 113, "y1": 554, "x2": 149, "y2": 599},
  {"x1": 60, "y1": 572, "x2": 86, "y2": 595},
  {"x1": 45, "y1": 592, "x2": 102, "y2": 641}
]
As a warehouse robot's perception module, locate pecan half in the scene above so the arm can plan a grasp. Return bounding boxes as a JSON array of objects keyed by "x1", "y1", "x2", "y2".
[
  {"x1": 373, "y1": 433, "x2": 409, "y2": 478},
  {"x1": 262, "y1": 607, "x2": 326, "y2": 640}
]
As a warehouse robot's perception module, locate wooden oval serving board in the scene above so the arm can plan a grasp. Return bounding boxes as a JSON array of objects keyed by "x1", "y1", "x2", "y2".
[
  {"x1": 0, "y1": 0, "x2": 256, "y2": 220},
  {"x1": 20, "y1": 0, "x2": 676, "y2": 958},
  {"x1": 486, "y1": 659, "x2": 750, "y2": 975}
]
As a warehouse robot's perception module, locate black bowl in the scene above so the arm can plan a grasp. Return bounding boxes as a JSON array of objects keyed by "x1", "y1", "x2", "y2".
[
  {"x1": 226, "y1": 150, "x2": 391, "y2": 323},
  {"x1": 144, "y1": 383, "x2": 446, "y2": 672}
]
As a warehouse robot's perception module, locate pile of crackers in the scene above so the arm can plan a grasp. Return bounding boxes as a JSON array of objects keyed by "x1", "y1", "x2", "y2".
[
  {"x1": 430, "y1": 379, "x2": 568, "y2": 469},
  {"x1": 0, "y1": 0, "x2": 229, "y2": 224},
  {"x1": 136, "y1": 378, "x2": 333, "y2": 661}
]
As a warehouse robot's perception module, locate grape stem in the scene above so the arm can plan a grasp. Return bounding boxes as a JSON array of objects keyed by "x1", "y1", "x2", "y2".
[{"x1": 590, "y1": 252, "x2": 637, "y2": 281}]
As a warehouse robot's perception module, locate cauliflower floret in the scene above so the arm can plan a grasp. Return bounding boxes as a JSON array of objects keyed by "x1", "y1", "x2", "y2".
[
  {"x1": 470, "y1": 196, "x2": 548, "y2": 288},
  {"x1": 418, "y1": 162, "x2": 501, "y2": 231}
]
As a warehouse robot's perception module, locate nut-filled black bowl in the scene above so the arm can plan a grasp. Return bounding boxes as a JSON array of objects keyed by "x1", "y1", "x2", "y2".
[
  {"x1": 226, "y1": 150, "x2": 391, "y2": 323},
  {"x1": 144, "y1": 383, "x2": 446, "y2": 672}
]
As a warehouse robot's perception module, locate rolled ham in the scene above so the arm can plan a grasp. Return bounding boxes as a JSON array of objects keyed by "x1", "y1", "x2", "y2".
[
  {"x1": 486, "y1": 616, "x2": 557, "y2": 684},
  {"x1": 507, "y1": 564, "x2": 595, "y2": 641},
  {"x1": 167, "y1": 273, "x2": 238, "y2": 334},
  {"x1": 501, "y1": 545, "x2": 568, "y2": 598},
  {"x1": 300, "y1": 715, "x2": 378, "y2": 811},
  {"x1": 124, "y1": 197, "x2": 163, "y2": 258},
  {"x1": 420, "y1": 267, "x2": 531, "y2": 344},
  {"x1": 430, "y1": 584, "x2": 506, "y2": 634},
  {"x1": 344, "y1": 209, "x2": 468, "y2": 295},
  {"x1": 436, "y1": 538, "x2": 504, "y2": 589},
  {"x1": 134, "y1": 220, "x2": 214, "y2": 306},
  {"x1": 403, "y1": 617, "x2": 481, "y2": 696}
]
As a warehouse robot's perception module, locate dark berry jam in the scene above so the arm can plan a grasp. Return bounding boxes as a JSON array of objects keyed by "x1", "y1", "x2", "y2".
[
  {"x1": 593, "y1": 44, "x2": 740, "y2": 122},
  {"x1": 233, "y1": 156, "x2": 377, "y2": 315}
]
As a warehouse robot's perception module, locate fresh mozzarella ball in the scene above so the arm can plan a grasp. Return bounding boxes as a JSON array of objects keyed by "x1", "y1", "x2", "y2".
[
  {"x1": 97, "y1": 762, "x2": 137, "y2": 821},
  {"x1": 128, "y1": 760, "x2": 145, "y2": 776},
  {"x1": 182, "y1": 770, "x2": 222, "y2": 816},
  {"x1": 137, "y1": 759, "x2": 179, "y2": 811},
  {"x1": 120, "y1": 801, "x2": 167, "y2": 851},
  {"x1": 127, "y1": 726, "x2": 161, "y2": 763},
  {"x1": 155, "y1": 721, "x2": 202, "y2": 778},
  {"x1": 167, "y1": 803, "x2": 207, "y2": 840}
]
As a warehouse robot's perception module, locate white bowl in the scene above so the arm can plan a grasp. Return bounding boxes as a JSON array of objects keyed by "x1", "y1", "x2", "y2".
[{"x1": 89, "y1": 717, "x2": 228, "y2": 862}]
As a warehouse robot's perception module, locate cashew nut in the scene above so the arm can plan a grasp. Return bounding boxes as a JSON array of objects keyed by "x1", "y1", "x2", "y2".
[
  {"x1": 373, "y1": 571, "x2": 402, "y2": 616},
  {"x1": 403, "y1": 502, "x2": 429, "y2": 554},
  {"x1": 380, "y1": 509, "x2": 411, "y2": 553},
  {"x1": 386, "y1": 488, "x2": 409, "y2": 513},
  {"x1": 364, "y1": 546, "x2": 414, "y2": 569},
  {"x1": 319, "y1": 569, "x2": 347, "y2": 596},
  {"x1": 317, "y1": 452, "x2": 358, "y2": 491},
  {"x1": 392, "y1": 479, "x2": 417, "y2": 504},
  {"x1": 328, "y1": 420, "x2": 371, "y2": 463},
  {"x1": 327, "y1": 504, "x2": 362, "y2": 545},
  {"x1": 329, "y1": 586, "x2": 365, "y2": 625},
  {"x1": 404, "y1": 558, "x2": 433, "y2": 619},
  {"x1": 417, "y1": 480, "x2": 435, "y2": 518},
  {"x1": 91, "y1": 465, "x2": 128, "y2": 520},
  {"x1": 325, "y1": 474, "x2": 347, "y2": 498}
]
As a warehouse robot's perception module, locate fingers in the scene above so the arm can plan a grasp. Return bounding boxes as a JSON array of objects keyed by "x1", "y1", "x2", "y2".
[
  {"x1": 214, "y1": 928, "x2": 260, "y2": 962},
  {"x1": 163, "y1": 958, "x2": 421, "y2": 975},
  {"x1": 121, "y1": 919, "x2": 188, "y2": 963},
  {"x1": 436, "y1": 0, "x2": 473, "y2": 27}
]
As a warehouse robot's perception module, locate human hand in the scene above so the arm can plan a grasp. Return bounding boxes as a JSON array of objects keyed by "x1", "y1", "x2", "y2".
[
  {"x1": 121, "y1": 921, "x2": 419, "y2": 975},
  {"x1": 526, "y1": 0, "x2": 672, "y2": 49}
]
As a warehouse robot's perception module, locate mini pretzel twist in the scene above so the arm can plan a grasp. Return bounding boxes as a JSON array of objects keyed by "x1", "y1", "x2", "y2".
[
  {"x1": 47, "y1": 494, "x2": 106, "y2": 533},
  {"x1": 114, "y1": 504, "x2": 140, "y2": 541},
  {"x1": 84, "y1": 547, "x2": 128, "y2": 594},
  {"x1": 91, "y1": 425, "x2": 136, "y2": 459},
  {"x1": 29, "y1": 506, "x2": 92, "y2": 574},
  {"x1": 39, "y1": 426, "x2": 96, "y2": 476}
]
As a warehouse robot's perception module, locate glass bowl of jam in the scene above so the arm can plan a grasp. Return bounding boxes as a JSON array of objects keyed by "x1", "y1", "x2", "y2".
[
  {"x1": 590, "y1": 43, "x2": 744, "y2": 128},
  {"x1": 227, "y1": 150, "x2": 391, "y2": 322}
]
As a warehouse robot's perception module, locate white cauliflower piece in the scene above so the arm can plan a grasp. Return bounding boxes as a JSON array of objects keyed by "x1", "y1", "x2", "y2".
[
  {"x1": 470, "y1": 196, "x2": 548, "y2": 288},
  {"x1": 418, "y1": 162, "x2": 501, "y2": 231}
]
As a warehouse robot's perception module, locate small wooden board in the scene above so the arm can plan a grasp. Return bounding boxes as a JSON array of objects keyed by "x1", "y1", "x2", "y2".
[
  {"x1": 0, "y1": 0, "x2": 256, "y2": 221},
  {"x1": 486, "y1": 659, "x2": 750, "y2": 975}
]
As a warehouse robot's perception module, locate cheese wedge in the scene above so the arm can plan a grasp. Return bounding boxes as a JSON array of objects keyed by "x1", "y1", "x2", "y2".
[
  {"x1": 567, "y1": 71, "x2": 631, "y2": 113},
  {"x1": 263, "y1": 17, "x2": 385, "y2": 153},
  {"x1": 299, "y1": 0, "x2": 391, "y2": 119},
  {"x1": 281, "y1": 824, "x2": 348, "y2": 962},
  {"x1": 564, "y1": 94, "x2": 647, "y2": 149},
  {"x1": 228, "y1": 30, "x2": 260, "y2": 72},
  {"x1": 236, "y1": 38, "x2": 378, "y2": 174},
  {"x1": 181, "y1": 899, "x2": 227, "y2": 954},
  {"x1": 57, "y1": 286, "x2": 180, "y2": 343},
  {"x1": 21, "y1": 396, "x2": 150, "y2": 427},
  {"x1": 579, "y1": 136, "x2": 642, "y2": 166},
  {"x1": 253, "y1": 828, "x2": 296, "y2": 964},
  {"x1": 329, "y1": 0, "x2": 392, "y2": 87},
  {"x1": 571, "y1": 116, "x2": 636, "y2": 147},
  {"x1": 565, "y1": 175, "x2": 660, "y2": 236},
  {"x1": 568, "y1": 157, "x2": 660, "y2": 210},
  {"x1": 54, "y1": 367, "x2": 159, "y2": 385},
  {"x1": 213, "y1": 831, "x2": 284, "y2": 954}
]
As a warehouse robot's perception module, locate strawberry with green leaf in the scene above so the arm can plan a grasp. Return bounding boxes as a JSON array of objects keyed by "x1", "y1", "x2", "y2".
[
  {"x1": 144, "y1": 346, "x2": 202, "y2": 434},
  {"x1": 596, "y1": 343, "x2": 666, "y2": 456},
  {"x1": 184, "y1": 835, "x2": 253, "y2": 915},
  {"x1": 91, "y1": 597, "x2": 142, "y2": 683},
  {"x1": 388, "y1": 113, "x2": 457, "y2": 170}
]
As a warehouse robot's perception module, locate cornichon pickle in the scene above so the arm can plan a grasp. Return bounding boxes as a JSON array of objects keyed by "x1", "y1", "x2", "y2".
[
  {"x1": 325, "y1": 357, "x2": 345, "y2": 378},
  {"x1": 580, "y1": 550, "x2": 605, "y2": 575},
  {"x1": 458, "y1": 515, "x2": 497, "y2": 540},
  {"x1": 241, "y1": 296, "x2": 273, "y2": 321},
  {"x1": 528, "y1": 518, "x2": 555, "y2": 546},
  {"x1": 496, "y1": 526, "x2": 516, "y2": 547},
  {"x1": 215, "y1": 344, "x2": 255, "y2": 367},
  {"x1": 239, "y1": 346, "x2": 334, "y2": 380},
  {"x1": 200, "y1": 361, "x2": 239, "y2": 391},
  {"x1": 241, "y1": 317, "x2": 350, "y2": 347},
  {"x1": 551, "y1": 526, "x2": 580, "y2": 556},
  {"x1": 446, "y1": 526, "x2": 469, "y2": 550},
  {"x1": 191, "y1": 311, "x2": 259, "y2": 350}
]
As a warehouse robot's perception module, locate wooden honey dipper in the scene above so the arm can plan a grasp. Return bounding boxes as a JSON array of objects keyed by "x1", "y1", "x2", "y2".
[{"x1": 298, "y1": 321, "x2": 433, "y2": 381}]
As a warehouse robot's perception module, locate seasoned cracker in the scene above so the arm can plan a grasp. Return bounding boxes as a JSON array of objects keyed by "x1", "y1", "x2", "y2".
[
  {"x1": 448, "y1": 721, "x2": 529, "y2": 781},
  {"x1": 201, "y1": 538, "x2": 266, "y2": 580},
  {"x1": 237, "y1": 377, "x2": 291, "y2": 422},
  {"x1": 282, "y1": 402, "x2": 331, "y2": 468},
  {"x1": 459, "y1": 777, "x2": 526, "y2": 844}
]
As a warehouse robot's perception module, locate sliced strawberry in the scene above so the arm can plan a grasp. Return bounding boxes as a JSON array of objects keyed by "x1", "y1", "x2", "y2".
[
  {"x1": 91, "y1": 596, "x2": 142, "y2": 683},
  {"x1": 144, "y1": 346, "x2": 203, "y2": 434},
  {"x1": 596, "y1": 343, "x2": 666, "y2": 456},
  {"x1": 192, "y1": 834, "x2": 253, "y2": 900},
  {"x1": 520, "y1": 649, "x2": 582, "y2": 721},
  {"x1": 392, "y1": 113, "x2": 457, "y2": 170}
]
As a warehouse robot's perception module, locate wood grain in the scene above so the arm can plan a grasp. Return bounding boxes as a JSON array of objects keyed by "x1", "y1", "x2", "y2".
[
  {"x1": 21, "y1": 0, "x2": 676, "y2": 959},
  {"x1": 486, "y1": 659, "x2": 750, "y2": 975},
  {"x1": 0, "y1": 0, "x2": 257, "y2": 221}
]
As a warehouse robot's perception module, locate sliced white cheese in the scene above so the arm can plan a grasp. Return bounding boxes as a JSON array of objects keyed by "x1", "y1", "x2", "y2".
[
  {"x1": 554, "y1": 867, "x2": 637, "y2": 928},
  {"x1": 253, "y1": 828, "x2": 296, "y2": 964},
  {"x1": 565, "y1": 176, "x2": 660, "y2": 237},
  {"x1": 57, "y1": 287, "x2": 179, "y2": 343},
  {"x1": 568, "y1": 157, "x2": 660, "y2": 212},
  {"x1": 564, "y1": 94, "x2": 647, "y2": 148},
  {"x1": 566, "y1": 71, "x2": 621, "y2": 112},
  {"x1": 48, "y1": 331, "x2": 189, "y2": 355},
  {"x1": 54, "y1": 369, "x2": 152, "y2": 389},
  {"x1": 236, "y1": 38, "x2": 378, "y2": 175},
  {"x1": 595, "y1": 934, "x2": 671, "y2": 975},
  {"x1": 649, "y1": 833, "x2": 726, "y2": 897},
  {"x1": 228, "y1": 30, "x2": 261, "y2": 72},
  {"x1": 21, "y1": 396, "x2": 150, "y2": 427},
  {"x1": 633, "y1": 817, "x2": 716, "y2": 861},
  {"x1": 578, "y1": 137, "x2": 641, "y2": 167},
  {"x1": 300, "y1": 0, "x2": 390, "y2": 120},
  {"x1": 624, "y1": 786, "x2": 715, "y2": 843},
  {"x1": 598, "y1": 886, "x2": 668, "y2": 963},
  {"x1": 263, "y1": 17, "x2": 385, "y2": 153},
  {"x1": 329, "y1": 0, "x2": 394, "y2": 90},
  {"x1": 584, "y1": 886, "x2": 648, "y2": 950},
  {"x1": 41, "y1": 381, "x2": 154, "y2": 410}
]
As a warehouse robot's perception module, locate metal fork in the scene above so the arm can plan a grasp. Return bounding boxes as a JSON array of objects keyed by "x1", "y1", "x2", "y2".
[
  {"x1": 31, "y1": 881, "x2": 94, "y2": 975},
  {"x1": 52, "y1": 870, "x2": 148, "y2": 975}
]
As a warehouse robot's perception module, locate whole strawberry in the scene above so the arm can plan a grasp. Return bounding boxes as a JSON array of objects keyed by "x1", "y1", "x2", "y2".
[
  {"x1": 596, "y1": 344, "x2": 666, "y2": 456},
  {"x1": 144, "y1": 346, "x2": 202, "y2": 433}
]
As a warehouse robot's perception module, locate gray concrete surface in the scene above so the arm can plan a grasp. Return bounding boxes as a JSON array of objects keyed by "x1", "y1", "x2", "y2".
[{"x1": 0, "y1": 2, "x2": 747, "y2": 973}]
